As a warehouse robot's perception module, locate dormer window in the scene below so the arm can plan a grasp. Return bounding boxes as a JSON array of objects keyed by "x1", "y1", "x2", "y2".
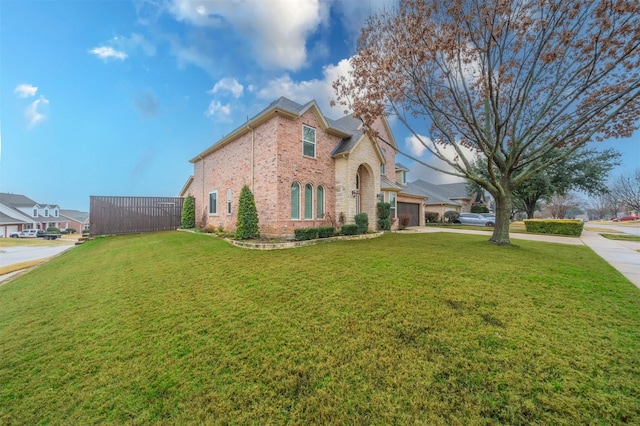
[
  {"x1": 54, "y1": 209, "x2": 59, "y2": 217},
  {"x1": 44, "y1": 209, "x2": 49, "y2": 217},
  {"x1": 33, "y1": 208, "x2": 38, "y2": 217},
  {"x1": 302, "y1": 125, "x2": 316, "y2": 158}
]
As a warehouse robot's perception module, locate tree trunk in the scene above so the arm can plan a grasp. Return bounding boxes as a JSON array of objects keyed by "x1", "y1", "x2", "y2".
[{"x1": 490, "y1": 190, "x2": 513, "y2": 245}]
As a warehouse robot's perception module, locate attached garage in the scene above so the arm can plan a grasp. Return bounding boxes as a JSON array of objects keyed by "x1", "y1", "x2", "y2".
[{"x1": 397, "y1": 202, "x2": 421, "y2": 227}]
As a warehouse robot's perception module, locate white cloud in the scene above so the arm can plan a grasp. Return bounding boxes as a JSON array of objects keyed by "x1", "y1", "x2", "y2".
[
  {"x1": 167, "y1": 0, "x2": 329, "y2": 70},
  {"x1": 89, "y1": 46, "x2": 128, "y2": 61},
  {"x1": 406, "y1": 134, "x2": 430, "y2": 156},
  {"x1": 14, "y1": 84, "x2": 38, "y2": 98},
  {"x1": 205, "y1": 100, "x2": 232, "y2": 121},
  {"x1": 332, "y1": 0, "x2": 397, "y2": 42},
  {"x1": 25, "y1": 95, "x2": 49, "y2": 127},
  {"x1": 209, "y1": 78, "x2": 244, "y2": 98},
  {"x1": 257, "y1": 57, "x2": 353, "y2": 117}
]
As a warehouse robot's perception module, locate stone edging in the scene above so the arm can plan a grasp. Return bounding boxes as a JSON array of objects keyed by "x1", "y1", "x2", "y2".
[{"x1": 224, "y1": 231, "x2": 384, "y2": 250}]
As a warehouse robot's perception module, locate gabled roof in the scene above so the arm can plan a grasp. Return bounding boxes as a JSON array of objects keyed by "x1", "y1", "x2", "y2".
[
  {"x1": 407, "y1": 180, "x2": 463, "y2": 206},
  {"x1": 59, "y1": 209, "x2": 89, "y2": 223},
  {"x1": 0, "y1": 192, "x2": 38, "y2": 208},
  {"x1": 381, "y1": 175, "x2": 403, "y2": 191},
  {"x1": 436, "y1": 182, "x2": 472, "y2": 200},
  {"x1": 189, "y1": 96, "x2": 396, "y2": 163},
  {"x1": 179, "y1": 176, "x2": 194, "y2": 197},
  {"x1": 0, "y1": 211, "x2": 28, "y2": 225},
  {"x1": 395, "y1": 163, "x2": 409, "y2": 171}
]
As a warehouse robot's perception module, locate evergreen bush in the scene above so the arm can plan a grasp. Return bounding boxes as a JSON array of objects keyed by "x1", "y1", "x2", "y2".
[
  {"x1": 354, "y1": 213, "x2": 369, "y2": 234},
  {"x1": 376, "y1": 202, "x2": 391, "y2": 230},
  {"x1": 235, "y1": 185, "x2": 260, "y2": 240},
  {"x1": 294, "y1": 227, "x2": 319, "y2": 241},
  {"x1": 340, "y1": 224, "x2": 360, "y2": 235},
  {"x1": 471, "y1": 205, "x2": 490, "y2": 213},
  {"x1": 46, "y1": 227, "x2": 61, "y2": 234},
  {"x1": 317, "y1": 226, "x2": 335, "y2": 238},
  {"x1": 181, "y1": 195, "x2": 196, "y2": 229},
  {"x1": 524, "y1": 219, "x2": 584, "y2": 237},
  {"x1": 425, "y1": 212, "x2": 439, "y2": 223}
]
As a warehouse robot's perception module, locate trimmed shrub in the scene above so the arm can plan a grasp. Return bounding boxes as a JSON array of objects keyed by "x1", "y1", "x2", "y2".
[
  {"x1": 235, "y1": 185, "x2": 260, "y2": 240},
  {"x1": 66, "y1": 228, "x2": 77, "y2": 234},
  {"x1": 354, "y1": 213, "x2": 369, "y2": 234},
  {"x1": 202, "y1": 224, "x2": 216, "y2": 233},
  {"x1": 294, "y1": 227, "x2": 319, "y2": 241},
  {"x1": 317, "y1": 226, "x2": 335, "y2": 238},
  {"x1": 46, "y1": 227, "x2": 61, "y2": 234},
  {"x1": 341, "y1": 224, "x2": 360, "y2": 235},
  {"x1": 377, "y1": 202, "x2": 391, "y2": 231},
  {"x1": 444, "y1": 211, "x2": 460, "y2": 223},
  {"x1": 181, "y1": 195, "x2": 196, "y2": 229},
  {"x1": 398, "y1": 214, "x2": 411, "y2": 230},
  {"x1": 425, "y1": 212, "x2": 439, "y2": 223},
  {"x1": 471, "y1": 205, "x2": 490, "y2": 213},
  {"x1": 524, "y1": 219, "x2": 584, "y2": 237}
]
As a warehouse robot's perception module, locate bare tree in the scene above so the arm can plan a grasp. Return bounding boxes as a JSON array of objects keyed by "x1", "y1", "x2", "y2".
[
  {"x1": 334, "y1": 0, "x2": 640, "y2": 245},
  {"x1": 613, "y1": 169, "x2": 640, "y2": 213},
  {"x1": 547, "y1": 193, "x2": 581, "y2": 219}
]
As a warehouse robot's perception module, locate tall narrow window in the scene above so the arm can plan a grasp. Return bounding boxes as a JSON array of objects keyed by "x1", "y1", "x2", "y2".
[
  {"x1": 302, "y1": 125, "x2": 316, "y2": 157},
  {"x1": 380, "y1": 148, "x2": 386, "y2": 174},
  {"x1": 44, "y1": 209, "x2": 49, "y2": 217},
  {"x1": 390, "y1": 192, "x2": 397, "y2": 219},
  {"x1": 305, "y1": 184, "x2": 313, "y2": 219},
  {"x1": 317, "y1": 186, "x2": 324, "y2": 219},
  {"x1": 33, "y1": 208, "x2": 38, "y2": 217},
  {"x1": 291, "y1": 182, "x2": 300, "y2": 219},
  {"x1": 209, "y1": 191, "x2": 218, "y2": 215},
  {"x1": 226, "y1": 189, "x2": 232, "y2": 214}
]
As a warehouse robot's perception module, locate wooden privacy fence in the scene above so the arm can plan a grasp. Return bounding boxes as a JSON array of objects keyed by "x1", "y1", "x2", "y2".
[{"x1": 90, "y1": 196, "x2": 184, "y2": 236}]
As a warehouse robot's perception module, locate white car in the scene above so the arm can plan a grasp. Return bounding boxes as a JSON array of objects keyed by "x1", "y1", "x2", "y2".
[{"x1": 18, "y1": 229, "x2": 41, "y2": 238}]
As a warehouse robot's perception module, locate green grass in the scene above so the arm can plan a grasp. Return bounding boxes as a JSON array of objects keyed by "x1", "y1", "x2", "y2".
[
  {"x1": 1, "y1": 232, "x2": 639, "y2": 424},
  {"x1": 600, "y1": 233, "x2": 640, "y2": 242}
]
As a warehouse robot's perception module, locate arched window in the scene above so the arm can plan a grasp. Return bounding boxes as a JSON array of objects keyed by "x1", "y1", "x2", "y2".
[
  {"x1": 291, "y1": 182, "x2": 300, "y2": 219},
  {"x1": 317, "y1": 186, "x2": 325, "y2": 219},
  {"x1": 304, "y1": 183, "x2": 313, "y2": 219}
]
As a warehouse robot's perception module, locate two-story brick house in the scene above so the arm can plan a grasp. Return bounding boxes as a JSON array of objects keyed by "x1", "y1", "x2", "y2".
[{"x1": 180, "y1": 97, "x2": 426, "y2": 237}]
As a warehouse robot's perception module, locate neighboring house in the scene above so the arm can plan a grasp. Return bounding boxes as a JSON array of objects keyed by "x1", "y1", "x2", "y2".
[
  {"x1": 0, "y1": 192, "x2": 69, "y2": 236},
  {"x1": 59, "y1": 209, "x2": 90, "y2": 232},
  {"x1": 404, "y1": 180, "x2": 491, "y2": 221},
  {"x1": 181, "y1": 97, "x2": 427, "y2": 237}
]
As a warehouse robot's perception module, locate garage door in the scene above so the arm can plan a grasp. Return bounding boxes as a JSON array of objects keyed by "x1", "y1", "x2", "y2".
[
  {"x1": 397, "y1": 202, "x2": 420, "y2": 226},
  {"x1": 5, "y1": 225, "x2": 19, "y2": 238}
]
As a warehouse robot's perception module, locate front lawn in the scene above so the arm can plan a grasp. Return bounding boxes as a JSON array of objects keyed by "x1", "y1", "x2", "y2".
[{"x1": 1, "y1": 232, "x2": 638, "y2": 424}]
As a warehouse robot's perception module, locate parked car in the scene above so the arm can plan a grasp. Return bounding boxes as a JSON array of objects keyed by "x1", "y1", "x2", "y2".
[
  {"x1": 18, "y1": 229, "x2": 40, "y2": 238},
  {"x1": 454, "y1": 213, "x2": 495, "y2": 227},
  {"x1": 9, "y1": 231, "x2": 21, "y2": 238},
  {"x1": 612, "y1": 216, "x2": 639, "y2": 222}
]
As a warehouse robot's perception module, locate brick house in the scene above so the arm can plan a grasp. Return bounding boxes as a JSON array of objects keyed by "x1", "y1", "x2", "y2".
[{"x1": 181, "y1": 97, "x2": 427, "y2": 237}]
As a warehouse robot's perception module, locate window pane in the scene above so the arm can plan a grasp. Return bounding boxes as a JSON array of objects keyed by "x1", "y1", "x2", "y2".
[
  {"x1": 303, "y1": 126, "x2": 315, "y2": 157},
  {"x1": 317, "y1": 186, "x2": 324, "y2": 218},
  {"x1": 209, "y1": 192, "x2": 217, "y2": 214},
  {"x1": 390, "y1": 192, "x2": 396, "y2": 218},
  {"x1": 305, "y1": 184, "x2": 313, "y2": 219},
  {"x1": 291, "y1": 183, "x2": 300, "y2": 219},
  {"x1": 227, "y1": 189, "x2": 232, "y2": 214}
]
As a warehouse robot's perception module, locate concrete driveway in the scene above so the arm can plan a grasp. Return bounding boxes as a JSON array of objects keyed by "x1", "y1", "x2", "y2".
[{"x1": 0, "y1": 244, "x2": 74, "y2": 268}]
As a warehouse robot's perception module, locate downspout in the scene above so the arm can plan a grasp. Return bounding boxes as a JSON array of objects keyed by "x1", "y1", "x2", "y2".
[{"x1": 246, "y1": 122, "x2": 255, "y2": 191}]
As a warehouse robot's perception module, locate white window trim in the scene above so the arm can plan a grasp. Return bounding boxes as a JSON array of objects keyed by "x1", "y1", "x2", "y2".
[
  {"x1": 302, "y1": 125, "x2": 316, "y2": 158},
  {"x1": 208, "y1": 190, "x2": 218, "y2": 215},
  {"x1": 317, "y1": 185, "x2": 325, "y2": 219},
  {"x1": 226, "y1": 189, "x2": 232, "y2": 215}
]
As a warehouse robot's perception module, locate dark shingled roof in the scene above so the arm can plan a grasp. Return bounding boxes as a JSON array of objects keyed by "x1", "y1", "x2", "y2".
[
  {"x1": 0, "y1": 193, "x2": 38, "y2": 208},
  {"x1": 59, "y1": 209, "x2": 89, "y2": 223},
  {"x1": 0, "y1": 211, "x2": 28, "y2": 225},
  {"x1": 406, "y1": 180, "x2": 462, "y2": 206}
]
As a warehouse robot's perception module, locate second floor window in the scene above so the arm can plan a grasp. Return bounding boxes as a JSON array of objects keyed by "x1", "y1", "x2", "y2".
[
  {"x1": 209, "y1": 191, "x2": 218, "y2": 215},
  {"x1": 303, "y1": 125, "x2": 316, "y2": 158}
]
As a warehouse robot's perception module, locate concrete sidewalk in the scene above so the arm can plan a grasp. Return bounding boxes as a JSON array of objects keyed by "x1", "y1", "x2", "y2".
[{"x1": 404, "y1": 227, "x2": 640, "y2": 288}]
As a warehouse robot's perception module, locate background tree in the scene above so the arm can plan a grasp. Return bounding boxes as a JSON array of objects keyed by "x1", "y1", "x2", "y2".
[
  {"x1": 546, "y1": 193, "x2": 581, "y2": 219},
  {"x1": 181, "y1": 195, "x2": 195, "y2": 229},
  {"x1": 613, "y1": 169, "x2": 640, "y2": 213},
  {"x1": 467, "y1": 147, "x2": 620, "y2": 218},
  {"x1": 235, "y1": 185, "x2": 259, "y2": 240},
  {"x1": 334, "y1": 0, "x2": 640, "y2": 245}
]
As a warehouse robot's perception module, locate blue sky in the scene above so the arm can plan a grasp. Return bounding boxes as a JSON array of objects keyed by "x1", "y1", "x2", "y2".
[{"x1": 1, "y1": 0, "x2": 638, "y2": 212}]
